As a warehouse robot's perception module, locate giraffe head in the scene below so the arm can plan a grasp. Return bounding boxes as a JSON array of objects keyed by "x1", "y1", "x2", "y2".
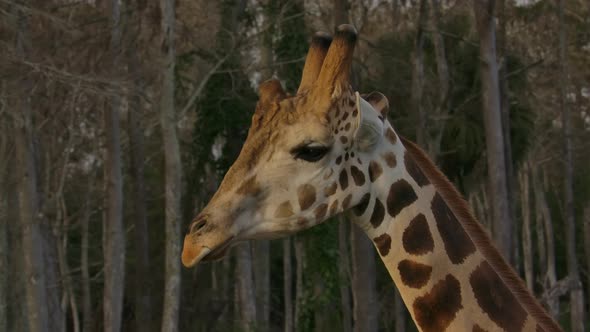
[{"x1": 182, "y1": 24, "x2": 391, "y2": 267}]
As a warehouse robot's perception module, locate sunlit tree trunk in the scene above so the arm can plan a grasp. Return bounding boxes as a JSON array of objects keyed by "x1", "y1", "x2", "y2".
[
  {"x1": 350, "y1": 225, "x2": 378, "y2": 332},
  {"x1": 473, "y1": 0, "x2": 513, "y2": 263},
  {"x1": 159, "y1": 0, "x2": 182, "y2": 330},
  {"x1": 557, "y1": 1, "x2": 585, "y2": 329},
  {"x1": 103, "y1": 0, "x2": 126, "y2": 330}
]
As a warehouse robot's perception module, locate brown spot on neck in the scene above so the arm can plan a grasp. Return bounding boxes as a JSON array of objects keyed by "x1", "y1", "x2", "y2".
[
  {"x1": 470, "y1": 261, "x2": 527, "y2": 332},
  {"x1": 400, "y1": 136, "x2": 562, "y2": 332},
  {"x1": 398, "y1": 259, "x2": 432, "y2": 289},
  {"x1": 342, "y1": 194, "x2": 353, "y2": 210},
  {"x1": 353, "y1": 193, "x2": 371, "y2": 216},
  {"x1": 350, "y1": 165, "x2": 366, "y2": 186},
  {"x1": 373, "y1": 233, "x2": 391, "y2": 256},
  {"x1": 386, "y1": 179, "x2": 418, "y2": 218},
  {"x1": 404, "y1": 151, "x2": 430, "y2": 187},
  {"x1": 402, "y1": 213, "x2": 434, "y2": 255},
  {"x1": 324, "y1": 182, "x2": 338, "y2": 197},
  {"x1": 314, "y1": 203, "x2": 328, "y2": 221},
  {"x1": 329, "y1": 199, "x2": 339, "y2": 215},
  {"x1": 369, "y1": 160, "x2": 383, "y2": 182},
  {"x1": 297, "y1": 184, "x2": 316, "y2": 211},
  {"x1": 339, "y1": 168, "x2": 349, "y2": 190},
  {"x1": 413, "y1": 274, "x2": 463, "y2": 332},
  {"x1": 297, "y1": 217, "x2": 309, "y2": 227},
  {"x1": 431, "y1": 193, "x2": 476, "y2": 264},
  {"x1": 382, "y1": 151, "x2": 397, "y2": 168},
  {"x1": 385, "y1": 127, "x2": 397, "y2": 145},
  {"x1": 370, "y1": 198, "x2": 385, "y2": 228}
]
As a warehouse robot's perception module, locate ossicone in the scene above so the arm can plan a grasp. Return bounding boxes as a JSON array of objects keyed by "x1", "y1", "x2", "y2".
[
  {"x1": 297, "y1": 31, "x2": 333, "y2": 93},
  {"x1": 258, "y1": 79, "x2": 286, "y2": 107},
  {"x1": 315, "y1": 24, "x2": 358, "y2": 92}
]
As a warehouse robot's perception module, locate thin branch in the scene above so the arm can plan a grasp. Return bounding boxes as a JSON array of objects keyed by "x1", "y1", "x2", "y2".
[{"x1": 179, "y1": 53, "x2": 231, "y2": 119}]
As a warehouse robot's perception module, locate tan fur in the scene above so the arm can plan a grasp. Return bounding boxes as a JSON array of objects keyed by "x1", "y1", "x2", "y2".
[
  {"x1": 298, "y1": 32, "x2": 332, "y2": 93},
  {"x1": 400, "y1": 136, "x2": 562, "y2": 332}
]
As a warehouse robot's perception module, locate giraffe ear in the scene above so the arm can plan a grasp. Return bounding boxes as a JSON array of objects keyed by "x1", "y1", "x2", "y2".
[
  {"x1": 353, "y1": 92, "x2": 384, "y2": 152},
  {"x1": 363, "y1": 91, "x2": 389, "y2": 118}
]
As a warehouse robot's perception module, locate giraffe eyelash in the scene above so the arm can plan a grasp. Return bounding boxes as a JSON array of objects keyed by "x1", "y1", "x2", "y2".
[{"x1": 290, "y1": 143, "x2": 331, "y2": 162}]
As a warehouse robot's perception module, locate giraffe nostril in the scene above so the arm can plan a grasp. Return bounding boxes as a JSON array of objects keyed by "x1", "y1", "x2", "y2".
[{"x1": 189, "y1": 217, "x2": 207, "y2": 234}]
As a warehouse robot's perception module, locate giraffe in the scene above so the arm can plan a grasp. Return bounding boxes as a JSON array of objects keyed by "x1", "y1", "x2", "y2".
[{"x1": 181, "y1": 25, "x2": 562, "y2": 332}]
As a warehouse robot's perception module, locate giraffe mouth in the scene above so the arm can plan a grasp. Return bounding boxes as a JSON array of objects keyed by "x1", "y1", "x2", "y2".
[
  {"x1": 181, "y1": 236, "x2": 235, "y2": 268},
  {"x1": 201, "y1": 237, "x2": 235, "y2": 262}
]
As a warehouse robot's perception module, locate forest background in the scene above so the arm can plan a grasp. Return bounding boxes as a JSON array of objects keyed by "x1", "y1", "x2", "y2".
[{"x1": 1, "y1": 0, "x2": 590, "y2": 331}]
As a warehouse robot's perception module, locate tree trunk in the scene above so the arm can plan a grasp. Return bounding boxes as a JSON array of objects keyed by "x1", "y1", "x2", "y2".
[
  {"x1": 411, "y1": 0, "x2": 428, "y2": 147},
  {"x1": 103, "y1": 0, "x2": 126, "y2": 330},
  {"x1": 473, "y1": 0, "x2": 513, "y2": 263},
  {"x1": 333, "y1": 5, "x2": 353, "y2": 331},
  {"x1": 253, "y1": 9, "x2": 272, "y2": 324},
  {"x1": 253, "y1": 242, "x2": 270, "y2": 331},
  {"x1": 294, "y1": 236, "x2": 306, "y2": 329},
  {"x1": 495, "y1": 0, "x2": 518, "y2": 268},
  {"x1": 333, "y1": 0, "x2": 348, "y2": 27},
  {"x1": 283, "y1": 238, "x2": 294, "y2": 332},
  {"x1": 519, "y1": 162, "x2": 533, "y2": 290},
  {"x1": 350, "y1": 224, "x2": 378, "y2": 332},
  {"x1": 236, "y1": 243, "x2": 257, "y2": 331},
  {"x1": 159, "y1": 0, "x2": 182, "y2": 330},
  {"x1": 81, "y1": 182, "x2": 93, "y2": 332},
  {"x1": 338, "y1": 219, "x2": 352, "y2": 332},
  {"x1": 583, "y1": 206, "x2": 590, "y2": 312},
  {"x1": 0, "y1": 133, "x2": 8, "y2": 332},
  {"x1": 14, "y1": 11, "x2": 50, "y2": 332},
  {"x1": 429, "y1": 0, "x2": 450, "y2": 157},
  {"x1": 394, "y1": 289, "x2": 406, "y2": 332},
  {"x1": 128, "y1": 41, "x2": 152, "y2": 332},
  {"x1": 557, "y1": 1, "x2": 585, "y2": 330},
  {"x1": 533, "y1": 166, "x2": 559, "y2": 317},
  {"x1": 532, "y1": 161, "x2": 547, "y2": 280}
]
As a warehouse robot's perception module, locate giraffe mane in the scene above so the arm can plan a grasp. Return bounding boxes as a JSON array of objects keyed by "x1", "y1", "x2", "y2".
[{"x1": 400, "y1": 136, "x2": 562, "y2": 332}]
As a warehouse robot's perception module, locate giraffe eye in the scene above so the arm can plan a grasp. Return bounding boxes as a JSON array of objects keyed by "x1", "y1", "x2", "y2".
[{"x1": 291, "y1": 144, "x2": 330, "y2": 162}]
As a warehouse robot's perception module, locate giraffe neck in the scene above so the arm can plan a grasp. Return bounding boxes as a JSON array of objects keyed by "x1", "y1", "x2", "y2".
[{"x1": 348, "y1": 125, "x2": 561, "y2": 332}]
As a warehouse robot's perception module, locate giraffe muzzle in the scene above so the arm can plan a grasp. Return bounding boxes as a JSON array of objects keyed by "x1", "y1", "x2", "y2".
[{"x1": 181, "y1": 214, "x2": 236, "y2": 267}]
